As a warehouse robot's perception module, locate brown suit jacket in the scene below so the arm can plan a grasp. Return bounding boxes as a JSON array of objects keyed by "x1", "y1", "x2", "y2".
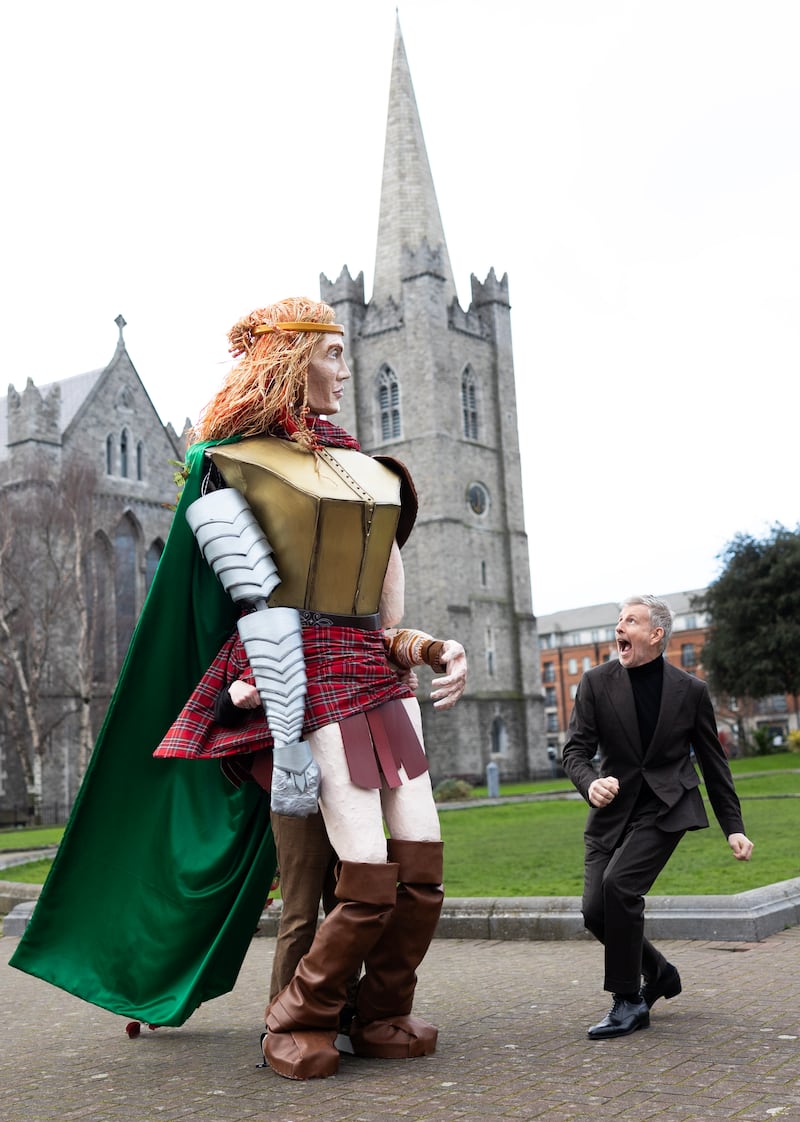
[{"x1": 561, "y1": 658, "x2": 745, "y2": 849}]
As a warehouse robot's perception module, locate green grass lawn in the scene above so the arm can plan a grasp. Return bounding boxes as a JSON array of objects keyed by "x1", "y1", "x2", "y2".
[
  {"x1": 0, "y1": 826, "x2": 62, "y2": 851},
  {"x1": 443, "y1": 756, "x2": 800, "y2": 895},
  {"x1": 439, "y1": 791, "x2": 798, "y2": 896},
  {"x1": 1, "y1": 859, "x2": 54, "y2": 884},
  {"x1": 3, "y1": 754, "x2": 799, "y2": 894}
]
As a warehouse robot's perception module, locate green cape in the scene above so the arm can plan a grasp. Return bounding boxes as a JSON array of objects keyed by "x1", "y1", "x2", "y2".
[{"x1": 9, "y1": 440, "x2": 276, "y2": 1027}]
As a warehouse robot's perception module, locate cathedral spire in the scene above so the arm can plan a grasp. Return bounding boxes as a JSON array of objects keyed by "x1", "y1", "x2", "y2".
[{"x1": 372, "y1": 15, "x2": 457, "y2": 306}]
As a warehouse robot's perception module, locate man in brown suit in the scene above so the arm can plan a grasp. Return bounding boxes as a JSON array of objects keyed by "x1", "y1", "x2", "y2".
[{"x1": 561, "y1": 594, "x2": 753, "y2": 1039}]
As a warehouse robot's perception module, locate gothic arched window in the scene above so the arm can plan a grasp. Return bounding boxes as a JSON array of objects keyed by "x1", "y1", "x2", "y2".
[
  {"x1": 377, "y1": 365, "x2": 401, "y2": 441},
  {"x1": 136, "y1": 441, "x2": 144, "y2": 481},
  {"x1": 120, "y1": 430, "x2": 129, "y2": 478},
  {"x1": 87, "y1": 532, "x2": 112, "y2": 681},
  {"x1": 145, "y1": 538, "x2": 163, "y2": 592},
  {"x1": 461, "y1": 367, "x2": 479, "y2": 440},
  {"x1": 491, "y1": 716, "x2": 508, "y2": 756},
  {"x1": 113, "y1": 514, "x2": 139, "y2": 671},
  {"x1": 105, "y1": 435, "x2": 114, "y2": 475}
]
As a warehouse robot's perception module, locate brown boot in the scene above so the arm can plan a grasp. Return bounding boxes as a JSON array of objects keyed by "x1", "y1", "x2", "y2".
[
  {"x1": 263, "y1": 860, "x2": 399, "y2": 1080},
  {"x1": 350, "y1": 839, "x2": 444, "y2": 1060}
]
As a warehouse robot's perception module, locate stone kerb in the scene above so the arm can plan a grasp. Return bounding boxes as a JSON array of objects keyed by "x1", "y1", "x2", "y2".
[
  {"x1": 433, "y1": 877, "x2": 800, "y2": 943},
  {"x1": 5, "y1": 877, "x2": 800, "y2": 943}
]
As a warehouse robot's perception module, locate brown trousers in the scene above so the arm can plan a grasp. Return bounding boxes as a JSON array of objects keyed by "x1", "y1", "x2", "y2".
[{"x1": 268, "y1": 811, "x2": 339, "y2": 1000}]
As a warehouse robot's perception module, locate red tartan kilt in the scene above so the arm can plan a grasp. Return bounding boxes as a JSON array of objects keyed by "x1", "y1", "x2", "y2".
[
  {"x1": 154, "y1": 624, "x2": 413, "y2": 761},
  {"x1": 302, "y1": 626, "x2": 412, "y2": 731}
]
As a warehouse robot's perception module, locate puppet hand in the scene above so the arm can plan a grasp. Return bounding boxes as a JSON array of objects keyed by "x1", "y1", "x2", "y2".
[
  {"x1": 431, "y1": 641, "x2": 467, "y2": 709},
  {"x1": 271, "y1": 741, "x2": 321, "y2": 817}
]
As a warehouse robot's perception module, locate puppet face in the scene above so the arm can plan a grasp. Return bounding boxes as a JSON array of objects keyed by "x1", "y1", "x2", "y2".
[{"x1": 306, "y1": 333, "x2": 351, "y2": 416}]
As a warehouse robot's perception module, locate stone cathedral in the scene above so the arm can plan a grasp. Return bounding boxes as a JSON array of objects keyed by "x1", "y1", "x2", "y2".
[
  {"x1": 0, "y1": 20, "x2": 544, "y2": 818},
  {"x1": 0, "y1": 320, "x2": 182, "y2": 815},
  {"x1": 322, "y1": 20, "x2": 545, "y2": 781}
]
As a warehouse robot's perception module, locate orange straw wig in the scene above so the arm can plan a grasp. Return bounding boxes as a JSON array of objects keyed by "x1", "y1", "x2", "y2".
[{"x1": 191, "y1": 297, "x2": 342, "y2": 449}]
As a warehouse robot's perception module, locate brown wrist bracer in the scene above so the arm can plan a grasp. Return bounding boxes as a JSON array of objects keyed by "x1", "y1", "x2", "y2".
[{"x1": 384, "y1": 628, "x2": 446, "y2": 675}]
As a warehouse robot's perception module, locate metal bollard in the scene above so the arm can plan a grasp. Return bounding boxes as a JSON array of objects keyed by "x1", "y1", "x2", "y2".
[{"x1": 486, "y1": 760, "x2": 500, "y2": 799}]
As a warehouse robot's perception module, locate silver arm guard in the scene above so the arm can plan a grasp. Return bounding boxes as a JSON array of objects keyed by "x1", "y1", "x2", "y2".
[
  {"x1": 186, "y1": 489, "x2": 320, "y2": 816},
  {"x1": 185, "y1": 488, "x2": 280, "y2": 606},
  {"x1": 237, "y1": 608, "x2": 320, "y2": 817}
]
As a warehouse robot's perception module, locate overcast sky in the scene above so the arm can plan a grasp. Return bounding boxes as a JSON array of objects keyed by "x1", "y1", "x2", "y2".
[{"x1": 2, "y1": 0, "x2": 798, "y2": 616}]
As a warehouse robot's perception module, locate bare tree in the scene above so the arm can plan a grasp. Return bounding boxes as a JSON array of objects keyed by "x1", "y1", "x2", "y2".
[{"x1": 0, "y1": 455, "x2": 102, "y2": 809}]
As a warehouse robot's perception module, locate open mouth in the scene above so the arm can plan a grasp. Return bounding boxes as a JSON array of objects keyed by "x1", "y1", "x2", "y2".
[{"x1": 618, "y1": 638, "x2": 632, "y2": 654}]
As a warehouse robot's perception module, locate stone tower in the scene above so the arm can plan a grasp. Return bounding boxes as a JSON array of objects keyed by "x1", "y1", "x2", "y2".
[
  {"x1": 321, "y1": 18, "x2": 545, "y2": 782},
  {"x1": 6, "y1": 379, "x2": 63, "y2": 478}
]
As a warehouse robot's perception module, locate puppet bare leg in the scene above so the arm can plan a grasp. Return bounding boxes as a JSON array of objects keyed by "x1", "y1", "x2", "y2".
[{"x1": 305, "y1": 708, "x2": 442, "y2": 1058}]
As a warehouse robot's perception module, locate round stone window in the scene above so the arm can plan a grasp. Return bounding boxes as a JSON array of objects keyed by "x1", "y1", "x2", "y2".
[{"x1": 467, "y1": 482, "x2": 489, "y2": 516}]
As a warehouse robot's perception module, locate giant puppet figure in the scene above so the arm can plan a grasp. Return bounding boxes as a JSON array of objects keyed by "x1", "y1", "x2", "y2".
[{"x1": 13, "y1": 297, "x2": 460, "y2": 1082}]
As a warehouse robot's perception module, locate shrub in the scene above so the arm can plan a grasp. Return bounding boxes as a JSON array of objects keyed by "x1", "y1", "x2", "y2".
[
  {"x1": 432, "y1": 778, "x2": 473, "y2": 803},
  {"x1": 750, "y1": 727, "x2": 784, "y2": 755}
]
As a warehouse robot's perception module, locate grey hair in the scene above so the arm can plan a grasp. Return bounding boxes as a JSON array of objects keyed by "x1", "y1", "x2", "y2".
[{"x1": 619, "y1": 595, "x2": 673, "y2": 652}]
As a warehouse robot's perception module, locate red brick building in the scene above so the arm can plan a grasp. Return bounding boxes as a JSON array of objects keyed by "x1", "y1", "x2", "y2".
[{"x1": 537, "y1": 591, "x2": 791, "y2": 757}]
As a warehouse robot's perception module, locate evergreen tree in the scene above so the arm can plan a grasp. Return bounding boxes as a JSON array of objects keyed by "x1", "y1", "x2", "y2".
[{"x1": 699, "y1": 525, "x2": 800, "y2": 730}]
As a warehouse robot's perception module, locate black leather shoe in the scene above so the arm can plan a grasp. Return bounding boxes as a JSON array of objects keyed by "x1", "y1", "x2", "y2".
[
  {"x1": 641, "y1": 964, "x2": 682, "y2": 1009},
  {"x1": 587, "y1": 995, "x2": 650, "y2": 1039}
]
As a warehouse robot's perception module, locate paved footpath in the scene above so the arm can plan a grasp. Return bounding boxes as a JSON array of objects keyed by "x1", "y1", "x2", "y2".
[{"x1": 3, "y1": 927, "x2": 800, "y2": 1122}]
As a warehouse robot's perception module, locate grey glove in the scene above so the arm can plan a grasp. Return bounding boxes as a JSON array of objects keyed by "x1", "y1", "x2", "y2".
[{"x1": 271, "y1": 740, "x2": 321, "y2": 817}]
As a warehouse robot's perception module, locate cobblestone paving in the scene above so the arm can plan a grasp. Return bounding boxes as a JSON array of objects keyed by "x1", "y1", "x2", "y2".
[{"x1": 3, "y1": 928, "x2": 800, "y2": 1122}]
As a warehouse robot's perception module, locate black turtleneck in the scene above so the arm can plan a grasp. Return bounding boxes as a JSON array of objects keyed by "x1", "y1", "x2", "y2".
[{"x1": 626, "y1": 655, "x2": 664, "y2": 751}]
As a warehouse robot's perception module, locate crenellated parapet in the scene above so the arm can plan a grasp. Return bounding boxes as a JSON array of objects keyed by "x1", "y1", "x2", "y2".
[
  {"x1": 402, "y1": 239, "x2": 449, "y2": 284},
  {"x1": 448, "y1": 299, "x2": 492, "y2": 340},
  {"x1": 361, "y1": 295, "x2": 404, "y2": 337},
  {"x1": 470, "y1": 267, "x2": 510, "y2": 308},
  {"x1": 6, "y1": 378, "x2": 62, "y2": 448},
  {"x1": 320, "y1": 266, "x2": 366, "y2": 309}
]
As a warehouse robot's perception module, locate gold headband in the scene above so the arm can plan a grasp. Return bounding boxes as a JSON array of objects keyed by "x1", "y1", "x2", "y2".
[{"x1": 252, "y1": 321, "x2": 344, "y2": 336}]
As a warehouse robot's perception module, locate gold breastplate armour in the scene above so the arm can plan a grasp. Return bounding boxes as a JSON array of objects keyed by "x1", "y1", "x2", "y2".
[{"x1": 210, "y1": 437, "x2": 401, "y2": 616}]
